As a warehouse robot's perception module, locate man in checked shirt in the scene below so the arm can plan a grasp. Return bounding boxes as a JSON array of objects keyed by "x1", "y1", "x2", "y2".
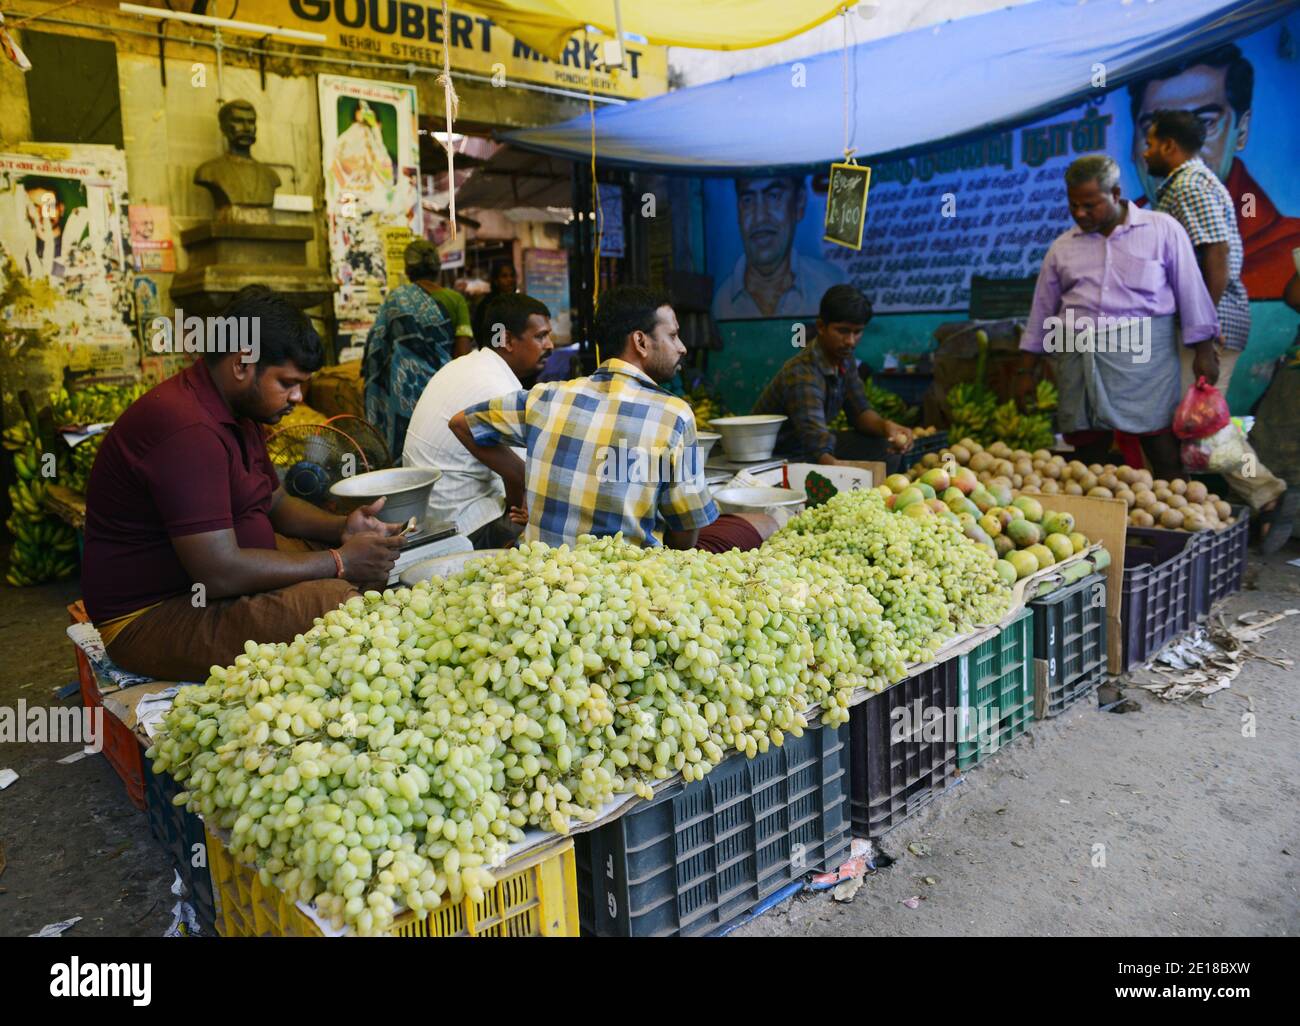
[
  {"x1": 1143, "y1": 108, "x2": 1291, "y2": 539},
  {"x1": 752, "y1": 285, "x2": 914, "y2": 467}
]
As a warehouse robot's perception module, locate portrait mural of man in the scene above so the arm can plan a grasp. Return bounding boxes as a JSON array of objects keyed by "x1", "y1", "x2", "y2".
[
  {"x1": 711, "y1": 174, "x2": 845, "y2": 320},
  {"x1": 1128, "y1": 44, "x2": 1300, "y2": 299}
]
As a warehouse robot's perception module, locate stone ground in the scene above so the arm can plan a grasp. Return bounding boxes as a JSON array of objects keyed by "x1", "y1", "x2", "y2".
[
  {"x1": 740, "y1": 553, "x2": 1300, "y2": 937},
  {"x1": 0, "y1": 548, "x2": 1297, "y2": 938}
]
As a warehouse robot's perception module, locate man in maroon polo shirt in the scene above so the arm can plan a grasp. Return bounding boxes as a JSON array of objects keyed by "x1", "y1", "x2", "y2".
[{"x1": 83, "y1": 286, "x2": 403, "y2": 682}]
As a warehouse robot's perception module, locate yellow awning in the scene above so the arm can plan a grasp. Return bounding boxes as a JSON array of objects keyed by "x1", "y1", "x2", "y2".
[{"x1": 464, "y1": 1, "x2": 848, "y2": 57}]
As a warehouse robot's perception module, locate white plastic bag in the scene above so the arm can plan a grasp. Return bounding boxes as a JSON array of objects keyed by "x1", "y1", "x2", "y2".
[{"x1": 1181, "y1": 420, "x2": 1249, "y2": 474}]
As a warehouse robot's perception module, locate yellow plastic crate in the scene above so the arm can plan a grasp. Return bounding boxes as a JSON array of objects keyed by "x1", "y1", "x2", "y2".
[{"x1": 206, "y1": 827, "x2": 578, "y2": 937}]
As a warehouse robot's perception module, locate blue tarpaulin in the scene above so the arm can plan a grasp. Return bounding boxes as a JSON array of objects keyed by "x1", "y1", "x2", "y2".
[{"x1": 504, "y1": 0, "x2": 1300, "y2": 173}]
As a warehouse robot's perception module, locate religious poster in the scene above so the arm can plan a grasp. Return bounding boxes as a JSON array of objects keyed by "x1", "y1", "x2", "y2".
[
  {"x1": 0, "y1": 144, "x2": 137, "y2": 411},
  {"x1": 318, "y1": 74, "x2": 422, "y2": 340}
]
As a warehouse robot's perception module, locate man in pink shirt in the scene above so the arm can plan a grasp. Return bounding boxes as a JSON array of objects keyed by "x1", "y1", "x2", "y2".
[{"x1": 1020, "y1": 155, "x2": 1220, "y2": 479}]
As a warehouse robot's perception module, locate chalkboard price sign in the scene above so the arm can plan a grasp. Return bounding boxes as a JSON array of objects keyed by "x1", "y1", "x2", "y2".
[{"x1": 823, "y1": 162, "x2": 871, "y2": 250}]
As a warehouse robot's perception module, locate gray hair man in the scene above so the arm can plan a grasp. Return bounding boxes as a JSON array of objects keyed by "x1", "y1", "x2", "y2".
[{"x1": 1018, "y1": 155, "x2": 1221, "y2": 479}]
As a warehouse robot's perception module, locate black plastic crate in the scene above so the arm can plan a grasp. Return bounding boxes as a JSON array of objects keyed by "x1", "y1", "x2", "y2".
[
  {"x1": 144, "y1": 758, "x2": 216, "y2": 934},
  {"x1": 575, "y1": 722, "x2": 851, "y2": 937},
  {"x1": 897, "y1": 430, "x2": 950, "y2": 472},
  {"x1": 1205, "y1": 506, "x2": 1250, "y2": 606},
  {"x1": 848, "y1": 658, "x2": 959, "y2": 838},
  {"x1": 1120, "y1": 528, "x2": 1199, "y2": 670},
  {"x1": 1031, "y1": 572, "x2": 1108, "y2": 718}
]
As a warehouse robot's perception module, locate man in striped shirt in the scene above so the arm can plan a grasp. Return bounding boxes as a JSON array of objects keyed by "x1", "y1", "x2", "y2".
[{"x1": 1144, "y1": 108, "x2": 1288, "y2": 522}]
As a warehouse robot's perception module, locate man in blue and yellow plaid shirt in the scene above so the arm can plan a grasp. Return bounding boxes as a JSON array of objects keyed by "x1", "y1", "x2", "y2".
[{"x1": 450, "y1": 286, "x2": 775, "y2": 551}]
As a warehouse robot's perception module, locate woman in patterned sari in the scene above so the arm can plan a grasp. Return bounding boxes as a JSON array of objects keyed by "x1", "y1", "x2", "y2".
[{"x1": 363, "y1": 240, "x2": 456, "y2": 458}]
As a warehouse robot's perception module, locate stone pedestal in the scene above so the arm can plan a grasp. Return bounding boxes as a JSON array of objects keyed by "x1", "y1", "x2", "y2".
[{"x1": 170, "y1": 222, "x2": 334, "y2": 317}]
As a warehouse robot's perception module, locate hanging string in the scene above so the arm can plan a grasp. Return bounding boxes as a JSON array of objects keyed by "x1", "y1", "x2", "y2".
[
  {"x1": 586, "y1": 28, "x2": 602, "y2": 363},
  {"x1": 439, "y1": 0, "x2": 459, "y2": 240},
  {"x1": 841, "y1": 5, "x2": 855, "y2": 163}
]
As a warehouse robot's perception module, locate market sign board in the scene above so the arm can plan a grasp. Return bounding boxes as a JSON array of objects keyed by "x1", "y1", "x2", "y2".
[
  {"x1": 239, "y1": 1, "x2": 669, "y2": 100},
  {"x1": 823, "y1": 162, "x2": 870, "y2": 250}
]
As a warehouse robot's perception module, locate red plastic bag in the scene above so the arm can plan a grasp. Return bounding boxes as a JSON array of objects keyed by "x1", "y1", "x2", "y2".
[{"x1": 1172, "y1": 377, "x2": 1230, "y2": 440}]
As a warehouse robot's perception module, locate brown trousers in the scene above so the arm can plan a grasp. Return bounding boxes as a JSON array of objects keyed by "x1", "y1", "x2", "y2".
[{"x1": 104, "y1": 535, "x2": 358, "y2": 683}]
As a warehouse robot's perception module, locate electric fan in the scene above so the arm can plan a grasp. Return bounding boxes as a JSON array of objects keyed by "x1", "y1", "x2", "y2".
[
  {"x1": 324, "y1": 414, "x2": 391, "y2": 472},
  {"x1": 266, "y1": 422, "x2": 376, "y2": 507}
]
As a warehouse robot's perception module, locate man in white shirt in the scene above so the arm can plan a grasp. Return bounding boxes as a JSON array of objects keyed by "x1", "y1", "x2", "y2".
[{"x1": 403, "y1": 293, "x2": 553, "y2": 547}]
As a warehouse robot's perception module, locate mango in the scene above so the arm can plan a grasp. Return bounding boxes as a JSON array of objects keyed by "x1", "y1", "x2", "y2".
[
  {"x1": 1008, "y1": 550, "x2": 1040, "y2": 579},
  {"x1": 1026, "y1": 543, "x2": 1055, "y2": 570},
  {"x1": 885, "y1": 474, "x2": 911, "y2": 494},
  {"x1": 1045, "y1": 533, "x2": 1075, "y2": 563},
  {"x1": 1011, "y1": 496, "x2": 1044, "y2": 522},
  {"x1": 1042, "y1": 511, "x2": 1075, "y2": 536},
  {"x1": 1006, "y1": 518, "x2": 1041, "y2": 548},
  {"x1": 894, "y1": 486, "x2": 925, "y2": 511},
  {"x1": 1068, "y1": 531, "x2": 1088, "y2": 554},
  {"x1": 994, "y1": 559, "x2": 1019, "y2": 586},
  {"x1": 920, "y1": 467, "x2": 950, "y2": 492}
]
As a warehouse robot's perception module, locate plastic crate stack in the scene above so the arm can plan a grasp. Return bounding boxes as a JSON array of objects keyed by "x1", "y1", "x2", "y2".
[
  {"x1": 573, "y1": 722, "x2": 851, "y2": 936},
  {"x1": 1030, "y1": 572, "x2": 1108, "y2": 718},
  {"x1": 956, "y1": 608, "x2": 1035, "y2": 771}
]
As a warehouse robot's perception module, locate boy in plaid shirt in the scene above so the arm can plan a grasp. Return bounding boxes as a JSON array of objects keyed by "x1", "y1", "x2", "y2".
[{"x1": 1144, "y1": 108, "x2": 1289, "y2": 526}]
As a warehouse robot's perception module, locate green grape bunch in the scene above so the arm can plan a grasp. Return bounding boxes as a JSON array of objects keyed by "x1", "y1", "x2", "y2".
[{"x1": 150, "y1": 521, "x2": 990, "y2": 935}]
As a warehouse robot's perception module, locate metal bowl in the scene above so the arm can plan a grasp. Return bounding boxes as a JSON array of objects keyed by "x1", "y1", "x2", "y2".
[
  {"x1": 696, "y1": 432, "x2": 721, "y2": 463},
  {"x1": 329, "y1": 467, "x2": 442, "y2": 526},
  {"x1": 708, "y1": 415, "x2": 787, "y2": 462},
  {"x1": 713, "y1": 486, "x2": 806, "y2": 516},
  {"x1": 399, "y1": 548, "x2": 504, "y2": 587}
]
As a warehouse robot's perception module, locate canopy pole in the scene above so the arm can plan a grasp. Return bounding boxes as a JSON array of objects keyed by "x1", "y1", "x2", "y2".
[
  {"x1": 439, "y1": 0, "x2": 460, "y2": 241},
  {"x1": 587, "y1": 27, "x2": 602, "y2": 361}
]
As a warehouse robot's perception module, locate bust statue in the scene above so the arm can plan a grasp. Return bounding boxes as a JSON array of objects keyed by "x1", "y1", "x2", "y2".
[{"x1": 194, "y1": 100, "x2": 282, "y2": 218}]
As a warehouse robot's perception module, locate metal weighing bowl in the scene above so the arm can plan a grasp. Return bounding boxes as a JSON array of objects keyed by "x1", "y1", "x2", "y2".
[
  {"x1": 399, "y1": 548, "x2": 505, "y2": 587},
  {"x1": 329, "y1": 467, "x2": 442, "y2": 526},
  {"x1": 708, "y1": 415, "x2": 787, "y2": 462},
  {"x1": 696, "y1": 432, "x2": 721, "y2": 463},
  {"x1": 713, "y1": 486, "x2": 807, "y2": 516}
]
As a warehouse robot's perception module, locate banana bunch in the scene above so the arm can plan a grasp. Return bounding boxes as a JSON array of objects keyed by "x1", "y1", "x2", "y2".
[
  {"x1": 987, "y1": 400, "x2": 1054, "y2": 452},
  {"x1": 863, "y1": 378, "x2": 920, "y2": 425},
  {"x1": 50, "y1": 381, "x2": 147, "y2": 427},
  {"x1": 1033, "y1": 379, "x2": 1058, "y2": 413},
  {"x1": 63, "y1": 434, "x2": 103, "y2": 494},
  {"x1": 947, "y1": 381, "x2": 996, "y2": 437},
  {"x1": 2, "y1": 420, "x2": 34, "y2": 452},
  {"x1": 5, "y1": 507, "x2": 78, "y2": 584},
  {"x1": 683, "y1": 384, "x2": 729, "y2": 428}
]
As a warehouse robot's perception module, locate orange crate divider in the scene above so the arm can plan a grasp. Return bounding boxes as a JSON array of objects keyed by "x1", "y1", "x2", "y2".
[{"x1": 206, "y1": 826, "x2": 578, "y2": 937}]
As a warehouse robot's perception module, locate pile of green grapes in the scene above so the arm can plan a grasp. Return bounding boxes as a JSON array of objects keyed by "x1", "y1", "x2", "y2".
[
  {"x1": 766, "y1": 490, "x2": 1014, "y2": 663},
  {"x1": 151, "y1": 495, "x2": 1010, "y2": 935}
]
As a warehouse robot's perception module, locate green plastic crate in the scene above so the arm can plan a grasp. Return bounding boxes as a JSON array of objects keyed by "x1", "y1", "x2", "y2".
[{"x1": 957, "y1": 607, "x2": 1034, "y2": 770}]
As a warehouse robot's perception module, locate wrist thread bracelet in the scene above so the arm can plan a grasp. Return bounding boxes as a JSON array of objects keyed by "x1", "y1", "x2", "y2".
[{"x1": 329, "y1": 549, "x2": 345, "y2": 578}]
